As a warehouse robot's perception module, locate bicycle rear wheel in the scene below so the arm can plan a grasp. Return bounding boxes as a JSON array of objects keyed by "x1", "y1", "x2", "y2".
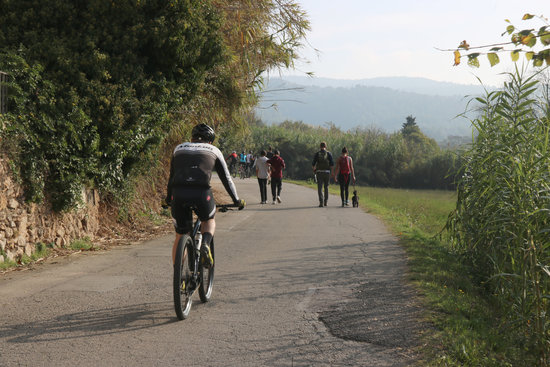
[
  {"x1": 198, "y1": 238, "x2": 215, "y2": 302},
  {"x1": 173, "y1": 235, "x2": 194, "y2": 320}
]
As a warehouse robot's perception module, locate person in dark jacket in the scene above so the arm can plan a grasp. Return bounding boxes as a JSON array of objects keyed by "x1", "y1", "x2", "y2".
[
  {"x1": 266, "y1": 149, "x2": 285, "y2": 204},
  {"x1": 312, "y1": 142, "x2": 334, "y2": 207}
]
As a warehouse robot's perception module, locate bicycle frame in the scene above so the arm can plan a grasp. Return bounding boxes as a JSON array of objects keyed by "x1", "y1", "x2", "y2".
[
  {"x1": 173, "y1": 202, "x2": 240, "y2": 320},
  {"x1": 188, "y1": 219, "x2": 202, "y2": 293}
]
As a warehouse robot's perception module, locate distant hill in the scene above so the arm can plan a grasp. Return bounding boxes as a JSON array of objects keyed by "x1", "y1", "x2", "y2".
[
  {"x1": 255, "y1": 77, "x2": 486, "y2": 141},
  {"x1": 273, "y1": 76, "x2": 491, "y2": 97}
]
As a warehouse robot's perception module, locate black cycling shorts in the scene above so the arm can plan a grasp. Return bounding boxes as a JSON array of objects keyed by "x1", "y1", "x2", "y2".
[{"x1": 171, "y1": 187, "x2": 216, "y2": 234}]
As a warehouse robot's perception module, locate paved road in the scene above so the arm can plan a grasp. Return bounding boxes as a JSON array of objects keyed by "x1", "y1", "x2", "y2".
[{"x1": 0, "y1": 178, "x2": 424, "y2": 367}]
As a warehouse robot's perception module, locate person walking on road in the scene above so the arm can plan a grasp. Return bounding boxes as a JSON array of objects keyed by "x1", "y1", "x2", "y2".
[
  {"x1": 254, "y1": 150, "x2": 270, "y2": 204},
  {"x1": 267, "y1": 149, "x2": 285, "y2": 204},
  {"x1": 266, "y1": 146, "x2": 274, "y2": 159},
  {"x1": 334, "y1": 147, "x2": 356, "y2": 207},
  {"x1": 312, "y1": 142, "x2": 334, "y2": 207}
]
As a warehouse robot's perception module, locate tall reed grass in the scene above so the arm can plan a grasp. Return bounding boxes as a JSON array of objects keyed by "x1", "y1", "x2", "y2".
[{"x1": 448, "y1": 69, "x2": 549, "y2": 366}]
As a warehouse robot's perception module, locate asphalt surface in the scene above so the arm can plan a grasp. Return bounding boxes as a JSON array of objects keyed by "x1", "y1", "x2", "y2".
[{"x1": 0, "y1": 177, "x2": 425, "y2": 367}]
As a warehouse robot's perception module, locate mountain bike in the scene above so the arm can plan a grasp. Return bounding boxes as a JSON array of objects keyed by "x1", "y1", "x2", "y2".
[
  {"x1": 228, "y1": 162, "x2": 237, "y2": 178},
  {"x1": 238, "y1": 164, "x2": 246, "y2": 179},
  {"x1": 173, "y1": 203, "x2": 240, "y2": 320}
]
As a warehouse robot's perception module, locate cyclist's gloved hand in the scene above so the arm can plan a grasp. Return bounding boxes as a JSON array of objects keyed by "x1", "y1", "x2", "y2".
[{"x1": 236, "y1": 199, "x2": 246, "y2": 210}]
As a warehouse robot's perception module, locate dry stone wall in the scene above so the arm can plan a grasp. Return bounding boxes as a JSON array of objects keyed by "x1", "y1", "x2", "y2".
[{"x1": 0, "y1": 157, "x2": 99, "y2": 263}]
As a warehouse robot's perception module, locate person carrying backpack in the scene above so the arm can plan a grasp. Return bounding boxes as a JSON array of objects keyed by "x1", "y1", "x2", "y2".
[
  {"x1": 312, "y1": 142, "x2": 334, "y2": 207},
  {"x1": 334, "y1": 146, "x2": 356, "y2": 207}
]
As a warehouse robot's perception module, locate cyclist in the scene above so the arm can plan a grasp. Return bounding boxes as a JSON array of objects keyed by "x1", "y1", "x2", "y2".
[
  {"x1": 239, "y1": 151, "x2": 247, "y2": 173},
  {"x1": 226, "y1": 151, "x2": 238, "y2": 175},
  {"x1": 165, "y1": 124, "x2": 245, "y2": 268}
]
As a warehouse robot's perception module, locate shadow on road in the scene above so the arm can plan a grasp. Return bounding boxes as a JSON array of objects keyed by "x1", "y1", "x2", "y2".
[{"x1": 1, "y1": 302, "x2": 176, "y2": 344}]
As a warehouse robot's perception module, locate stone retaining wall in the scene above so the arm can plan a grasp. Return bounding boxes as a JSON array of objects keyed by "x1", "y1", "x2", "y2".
[{"x1": 0, "y1": 157, "x2": 99, "y2": 263}]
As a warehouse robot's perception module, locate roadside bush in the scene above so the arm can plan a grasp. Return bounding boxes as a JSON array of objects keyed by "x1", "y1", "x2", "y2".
[
  {"x1": 448, "y1": 70, "x2": 549, "y2": 365},
  {"x1": 0, "y1": 0, "x2": 225, "y2": 211}
]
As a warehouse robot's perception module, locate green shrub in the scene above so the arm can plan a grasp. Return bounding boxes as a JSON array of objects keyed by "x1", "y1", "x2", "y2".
[
  {"x1": 0, "y1": 0, "x2": 225, "y2": 211},
  {"x1": 70, "y1": 238, "x2": 94, "y2": 251},
  {"x1": 448, "y1": 69, "x2": 549, "y2": 365}
]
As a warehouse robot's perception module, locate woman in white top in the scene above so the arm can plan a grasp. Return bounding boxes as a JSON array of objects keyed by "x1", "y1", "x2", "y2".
[{"x1": 254, "y1": 150, "x2": 270, "y2": 204}]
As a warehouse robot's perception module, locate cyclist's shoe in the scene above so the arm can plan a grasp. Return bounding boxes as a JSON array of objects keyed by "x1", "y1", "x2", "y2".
[
  {"x1": 201, "y1": 243, "x2": 214, "y2": 269},
  {"x1": 237, "y1": 198, "x2": 246, "y2": 210},
  {"x1": 319, "y1": 202, "x2": 323, "y2": 207},
  {"x1": 324, "y1": 200, "x2": 328, "y2": 206},
  {"x1": 276, "y1": 196, "x2": 282, "y2": 203}
]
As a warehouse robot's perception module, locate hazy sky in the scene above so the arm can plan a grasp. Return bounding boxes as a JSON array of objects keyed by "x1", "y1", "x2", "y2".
[{"x1": 286, "y1": 0, "x2": 550, "y2": 87}]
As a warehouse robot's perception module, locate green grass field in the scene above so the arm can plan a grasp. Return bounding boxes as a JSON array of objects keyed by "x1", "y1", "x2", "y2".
[{"x1": 291, "y1": 180, "x2": 528, "y2": 366}]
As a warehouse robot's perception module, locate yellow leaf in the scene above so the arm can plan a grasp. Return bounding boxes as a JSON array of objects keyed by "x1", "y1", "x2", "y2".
[
  {"x1": 511, "y1": 50, "x2": 520, "y2": 62},
  {"x1": 526, "y1": 51, "x2": 534, "y2": 60},
  {"x1": 522, "y1": 13, "x2": 535, "y2": 20},
  {"x1": 453, "y1": 50, "x2": 461, "y2": 66}
]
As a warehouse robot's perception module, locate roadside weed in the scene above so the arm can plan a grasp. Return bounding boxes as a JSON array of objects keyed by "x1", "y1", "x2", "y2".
[{"x1": 70, "y1": 237, "x2": 94, "y2": 251}]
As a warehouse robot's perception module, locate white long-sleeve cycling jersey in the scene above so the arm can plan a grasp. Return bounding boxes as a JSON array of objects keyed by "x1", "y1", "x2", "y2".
[{"x1": 166, "y1": 142, "x2": 239, "y2": 203}]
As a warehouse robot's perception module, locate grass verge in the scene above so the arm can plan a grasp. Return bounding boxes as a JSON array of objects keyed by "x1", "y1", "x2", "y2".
[{"x1": 290, "y1": 179, "x2": 526, "y2": 366}]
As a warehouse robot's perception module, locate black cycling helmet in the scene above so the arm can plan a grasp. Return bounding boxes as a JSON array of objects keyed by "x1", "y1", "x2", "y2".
[{"x1": 191, "y1": 123, "x2": 215, "y2": 142}]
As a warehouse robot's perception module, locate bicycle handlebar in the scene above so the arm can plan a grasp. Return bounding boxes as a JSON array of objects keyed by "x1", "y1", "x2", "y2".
[{"x1": 162, "y1": 201, "x2": 245, "y2": 211}]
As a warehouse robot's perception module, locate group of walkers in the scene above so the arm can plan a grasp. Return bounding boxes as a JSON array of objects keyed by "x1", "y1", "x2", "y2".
[
  {"x1": 248, "y1": 142, "x2": 356, "y2": 207},
  {"x1": 253, "y1": 146, "x2": 285, "y2": 205},
  {"x1": 226, "y1": 145, "x2": 286, "y2": 205},
  {"x1": 312, "y1": 142, "x2": 356, "y2": 207}
]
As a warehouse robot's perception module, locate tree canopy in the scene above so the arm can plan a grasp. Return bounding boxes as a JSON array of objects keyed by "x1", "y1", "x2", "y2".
[{"x1": 0, "y1": 0, "x2": 309, "y2": 211}]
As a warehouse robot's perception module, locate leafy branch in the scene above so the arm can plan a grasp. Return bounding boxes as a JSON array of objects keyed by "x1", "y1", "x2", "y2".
[{"x1": 438, "y1": 13, "x2": 550, "y2": 68}]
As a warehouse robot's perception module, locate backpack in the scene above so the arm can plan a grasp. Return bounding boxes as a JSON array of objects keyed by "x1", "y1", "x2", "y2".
[
  {"x1": 316, "y1": 150, "x2": 330, "y2": 170},
  {"x1": 339, "y1": 156, "x2": 350, "y2": 174}
]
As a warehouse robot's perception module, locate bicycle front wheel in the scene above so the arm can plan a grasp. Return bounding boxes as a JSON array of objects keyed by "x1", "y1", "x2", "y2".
[
  {"x1": 173, "y1": 235, "x2": 194, "y2": 320},
  {"x1": 199, "y1": 238, "x2": 215, "y2": 302}
]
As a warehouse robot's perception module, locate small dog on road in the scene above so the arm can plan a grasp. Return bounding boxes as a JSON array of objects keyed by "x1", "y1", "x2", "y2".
[{"x1": 352, "y1": 190, "x2": 359, "y2": 207}]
